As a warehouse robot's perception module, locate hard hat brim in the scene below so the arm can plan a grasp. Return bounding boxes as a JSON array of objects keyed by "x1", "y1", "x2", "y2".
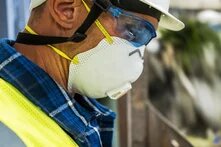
[{"x1": 140, "y1": 0, "x2": 185, "y2": 31}]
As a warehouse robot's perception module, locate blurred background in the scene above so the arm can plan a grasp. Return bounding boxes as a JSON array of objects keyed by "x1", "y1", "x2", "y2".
[{"x1": 0, "y1": 0, "x2": 221, "y2": 147}]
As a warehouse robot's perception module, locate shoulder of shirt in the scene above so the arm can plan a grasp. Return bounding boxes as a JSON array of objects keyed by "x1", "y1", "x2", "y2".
[{"x1": 0, "y1": 38, "x2": 15, "y2": 46}]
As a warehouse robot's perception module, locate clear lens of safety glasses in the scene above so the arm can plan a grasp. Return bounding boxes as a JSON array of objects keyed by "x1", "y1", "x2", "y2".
[{"x1": 108, "y1": 6, "x2": 157, "y2": 47}]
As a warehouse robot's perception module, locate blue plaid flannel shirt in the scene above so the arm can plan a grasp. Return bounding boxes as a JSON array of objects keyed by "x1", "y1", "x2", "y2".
[{"x1": 0, "y1": 39, "x2": 116, "y2": 147}]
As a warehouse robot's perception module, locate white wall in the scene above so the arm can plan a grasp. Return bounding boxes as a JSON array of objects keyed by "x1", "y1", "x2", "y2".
[
  {"x1": 171, "y1": 0, "x2": 221, "y2": 9},
  {"x1": 0, "y1": 1, "x2": 30, "y2": 146},
  {"x1": 6, "y1": 0, "x2": 30, "y2": 39}
]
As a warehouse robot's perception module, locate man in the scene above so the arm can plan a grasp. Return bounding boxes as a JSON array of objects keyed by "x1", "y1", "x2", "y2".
[{"x1": 0, "y1": 0, "x2": 184, "y2": 146}]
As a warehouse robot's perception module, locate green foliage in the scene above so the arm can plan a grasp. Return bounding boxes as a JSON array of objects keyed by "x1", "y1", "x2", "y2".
[{"x1": 160, "y1": 19, "x2": 221, "y2": 74}]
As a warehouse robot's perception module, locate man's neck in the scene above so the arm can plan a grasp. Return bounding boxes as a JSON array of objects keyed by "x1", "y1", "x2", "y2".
[{"x1": 14, "y1": 43, "x2": 69, "y2": 90}]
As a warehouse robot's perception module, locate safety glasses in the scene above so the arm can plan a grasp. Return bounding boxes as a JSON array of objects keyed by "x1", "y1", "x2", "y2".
[
  {"x1": 108, "y1": 6, "x2": 157, "y2": 47},
  {"x1": 81, "y1": 0, "x2": 157, "y2": 47},
  {"x1": 17, "y1": 0, "x2": 157, "y2": 48}
]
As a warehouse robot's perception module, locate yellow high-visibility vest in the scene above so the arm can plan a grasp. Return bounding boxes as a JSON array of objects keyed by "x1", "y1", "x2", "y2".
[{"x1": 0, "y1": 78, "x2": 78, "y2": 147}]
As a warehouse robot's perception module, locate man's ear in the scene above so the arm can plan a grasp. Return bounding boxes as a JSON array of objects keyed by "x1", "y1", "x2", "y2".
[{"x1": 48, "y1": 0, "x2": 78, "y2": 29}]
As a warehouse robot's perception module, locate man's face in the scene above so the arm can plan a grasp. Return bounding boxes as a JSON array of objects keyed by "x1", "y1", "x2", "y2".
[
  {"x1": 78, "y1": 7, "x2": 159, "y2": 53},
  {"x1": 21, "y1": 0, "x2": 160, "y2": 92},
  {"x1": 50, "y1": 0, "x2": 159, "y2": 58}
]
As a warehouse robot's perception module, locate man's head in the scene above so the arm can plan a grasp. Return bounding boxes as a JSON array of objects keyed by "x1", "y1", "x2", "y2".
[
  {"x1": 16, "y1": 0, "x2": 184, "y2": 99},
  {"x1": 26, "y1": 0, "x2": 184, "y2": 54},
  {"x1": 30, "y1": 0, "x2": 184, "y2": 29}
]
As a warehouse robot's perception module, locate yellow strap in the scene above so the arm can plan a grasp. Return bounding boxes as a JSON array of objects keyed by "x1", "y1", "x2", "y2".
[
  {"x1": 25, "y1": 0, "x2": 113, "y2": 64},
  {"x1": 81, "y1": 0, "x2": 113, "y2": 44},
  {"x1": 25, "y1": 25, "x2": 79, "y2": 64},
  {"x1": 48, "y1": 45, "x2": 79, "y2": 64},
  {"x1": 25, "y1": 25, "x2": 37, "y2": 35}
]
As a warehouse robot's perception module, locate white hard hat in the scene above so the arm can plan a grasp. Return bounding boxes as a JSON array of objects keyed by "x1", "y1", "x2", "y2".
[
  {"x1": 30, "y1": 0, "x2": 184, "y2": 31},
  {"x1": 140, "y1": 0, "x2": 184, "y2": 31},
  {"x1": 30, "y1": 0, "x2": 46, "y2": 11}
]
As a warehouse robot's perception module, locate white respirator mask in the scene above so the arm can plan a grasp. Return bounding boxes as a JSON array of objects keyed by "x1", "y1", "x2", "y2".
[
  {"x1": 22, "y1": 1, "x2": 156, "y2": 99},
  {"x1": 67, "y1": 37, "x2": 146, "y2": 99},
  {"x1": 66, "y1": 5, "x2": 156, "y2": 99}
]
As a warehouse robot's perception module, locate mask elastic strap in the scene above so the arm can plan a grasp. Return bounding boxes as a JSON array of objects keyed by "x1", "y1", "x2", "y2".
[
  {"x1": 25, "y1": 25, "x2": 79, "y2": 64},
  {"x1": 17, "y1": 0, "x2": 113, "y2": 45},
  {"x1": 81, "y1": 0, "x2": 113, "y2": 44}
]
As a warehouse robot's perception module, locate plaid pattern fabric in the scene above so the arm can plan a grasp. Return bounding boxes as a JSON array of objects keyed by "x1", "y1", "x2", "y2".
[{"x1": 0, "y1": 39, "x2": 116, "y2": 147}]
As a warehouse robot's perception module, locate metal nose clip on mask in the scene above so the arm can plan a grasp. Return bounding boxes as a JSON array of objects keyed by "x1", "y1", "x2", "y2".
[
  {"x1": 67, "y1": 2, "x2": 157, "y2": 99},
  {"x1": 16, "y1": 0, "x2": 158, "y2": 99}
]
